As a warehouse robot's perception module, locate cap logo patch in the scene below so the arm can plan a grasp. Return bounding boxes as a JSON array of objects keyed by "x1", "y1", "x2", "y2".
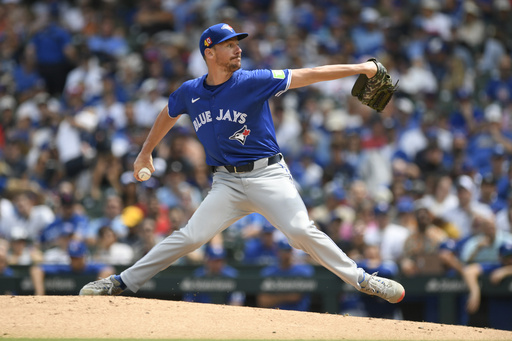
[
  {"x1": 221, "y1": 24, "x2": 235, "y2": 33},
  {"x1": 204, "y1": 37, "x2": 212, "y2": 47}
]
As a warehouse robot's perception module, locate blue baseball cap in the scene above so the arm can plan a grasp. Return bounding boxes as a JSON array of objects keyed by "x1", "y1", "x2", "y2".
[
  {"x1": 499, "y1": 242, "x2": 512, "y2": 257},
  {"x1": 199, "y1": 23, "x2": 248, "y2": 56},
  {"x1": 374, "y1": 202, "x2": 390, "y2": 215},
  {"x1": 397, "y1": 196, "x2": 415, "y2": 213},
  {"x1": 68, "y1": 240, "x2": 88, "y2": 258},
  {"x1": 262, "y1": 222, "x2": 275, "y2": 233},
  {"x1": 205, "y1": 245, "x2": 226, "y2": 260},
  {"x1": 277, "y1": 240, "x2": 293, "y2": 251}
]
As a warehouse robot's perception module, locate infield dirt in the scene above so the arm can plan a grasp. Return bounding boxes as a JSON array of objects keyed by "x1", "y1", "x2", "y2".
[{"x1": 1, "y1": 296, "x2": 511, "y2": 340}]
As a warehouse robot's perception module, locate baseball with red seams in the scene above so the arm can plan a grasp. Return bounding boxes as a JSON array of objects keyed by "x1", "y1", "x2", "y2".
[{"x1": 138, "y1": 167, "x2": 152, "y2": 181}]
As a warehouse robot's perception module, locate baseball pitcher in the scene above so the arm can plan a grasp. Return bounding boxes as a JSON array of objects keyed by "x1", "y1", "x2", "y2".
[{"x1": 80, "y1": 23, "x2": 404, "y2": 304}]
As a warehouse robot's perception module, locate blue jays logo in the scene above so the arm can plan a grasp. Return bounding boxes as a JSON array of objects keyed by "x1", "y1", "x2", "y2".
[
  {"x1": 229, "y1": 125, "x2": 251, "y2": 145},
  {"x1": 221, "y1": 24, "x2": 235, "y2": 33}
]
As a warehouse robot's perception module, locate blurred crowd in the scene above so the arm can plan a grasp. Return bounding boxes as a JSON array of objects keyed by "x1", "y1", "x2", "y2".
[{"x1": 1, "y1": 0, "x2": 512, "y2": 323}]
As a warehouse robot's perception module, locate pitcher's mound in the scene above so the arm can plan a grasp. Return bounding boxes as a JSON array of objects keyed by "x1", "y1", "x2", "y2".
[{"x1": 1, "y1": 296, "x2": 511, "y2": 340}]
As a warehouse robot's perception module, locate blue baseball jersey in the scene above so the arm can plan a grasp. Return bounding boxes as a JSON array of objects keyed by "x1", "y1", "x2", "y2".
[
  {"x1": 167, "y1": 69, "x2": 291, "y2": 166},
  {"x1": 260, "y1": 263, "x2": 314, "y2": 311}
]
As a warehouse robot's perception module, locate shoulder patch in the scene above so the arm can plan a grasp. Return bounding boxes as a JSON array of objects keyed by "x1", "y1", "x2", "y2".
[{"x1": 271, "y1": 70, "x2": 285, "y2": 79}]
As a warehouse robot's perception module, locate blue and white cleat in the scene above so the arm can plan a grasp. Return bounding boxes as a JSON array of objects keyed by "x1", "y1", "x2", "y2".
[
  {"x1": 79, "y1": 275, "x2": 124, "y2": 296},
  {"x1": 358, "y1": 272, "x2": 405, "y2": 303}
]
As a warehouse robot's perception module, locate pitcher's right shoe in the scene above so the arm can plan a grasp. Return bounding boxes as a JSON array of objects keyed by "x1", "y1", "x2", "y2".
[
  {"x1": 79, "y1": 275, "x2": 124, "y2": 296},
  {"x1": 358, "y1": 272, "x2": 405, "y2": 303}
]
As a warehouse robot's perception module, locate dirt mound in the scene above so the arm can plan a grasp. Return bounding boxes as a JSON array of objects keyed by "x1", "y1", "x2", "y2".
[{"x1": 1, "y1": 296, "x2": 511, "y2": 340}]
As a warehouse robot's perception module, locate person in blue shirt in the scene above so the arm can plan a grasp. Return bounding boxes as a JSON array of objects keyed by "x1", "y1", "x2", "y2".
[
  {"x1": 80, "y1": 23, "x2": 405, "y2": 305},
  {"x1": 11, "y1": 53, "x2": 45, "y2": 94},
  {"x1": 257, "y1": 240, "x2": 314, "y2": 311},
  {"x1": 242, "y1": 222, "x2": 279, "y2": 265},
  {"x1": 39, "y1": 194, "x2": 89, "y2": 248},
  {"x1": 356, "y1": 244, "x2": 401, "y2": 319},
  {"x1": 183, "y1": 245, "x2": 244, "y2": 306},
  {"x1": 25, "y1": 13, "x2": 75, "y2": 95},
  {"x1": 462, "y1": 242, "x2": 512, "y2": 329},
  {"x1": 30, "y1": 240, "x2": 114, "y2": 295},
  {"x1": 87, "y1": 17, "x2": 129, "y2": 61}
]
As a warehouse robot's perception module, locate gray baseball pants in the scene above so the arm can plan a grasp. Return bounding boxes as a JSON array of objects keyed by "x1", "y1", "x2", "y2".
[{"x1": 121, "y1": 158, "x2": 364, "y2": 292}]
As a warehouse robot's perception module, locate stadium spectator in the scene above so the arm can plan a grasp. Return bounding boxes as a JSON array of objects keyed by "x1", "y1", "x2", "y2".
[
  {"x1": 242, "y1": 222, "x2": 279, "y2": 266},
  {"x1": 0, "y1": 241, "x2": 14, "y2": 277},
  {"x1": 93, "y1": 225, "x2": 134, "y2": 266},
  {"x1": 183, "y1": 245, "x2": 245, "y2": 306},
  {"x1": 495, "y1": 192, "x2": 512, "y2": 233},
  {"x1": 6, "y1": 225, "x2": 42, "y2": 265},
  {"x1": 0, "y1": 189, "x2": 54, "y2": 244},
  {"x1": 40, "y1": 193, "x2": 88, "y2": 249},
  {"x1": 130, "y1": 217, "x2": 162, "y2": 262},
  {"x1": 441, "y1": 175, "x2": 494, "y2": 240},
  {"x1": 85, "y1": 194, "x2": 128, "y2": 244},
  {"x1": 462, "y1": 242, "x2": 512, "y2": 328},
  {"x1": 366, "y1": 201, "x2": 410, "y2": 263},
  {"x1": 400, "y1": 203, "x2": 448, "y2": 277},
  {"x1": 478, "y1": 174, "x2": 506, "y2": 213},
  {"x1": 30, "y1": 239, "x2": 114, "y2": 295},
  {"x1": 25, "y1": 10, "x2": 76, "y2": 95},
  {"x1": 459, "y1": 209, "x2": 512, "y2": 265},
  {"x1": 356, "y1": 244, "x2": 401, "y2": 319},
  {"x1": 87, "y1": 17, "x2": 129, "y2": 61},
  {"x1": 257, "y1": 240, "x2": 314, "y2": 312}
]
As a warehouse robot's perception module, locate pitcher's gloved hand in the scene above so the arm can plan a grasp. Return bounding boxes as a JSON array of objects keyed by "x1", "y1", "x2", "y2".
[{"x1": 351, "y1": 58, "x2": 399, "y2": 112}]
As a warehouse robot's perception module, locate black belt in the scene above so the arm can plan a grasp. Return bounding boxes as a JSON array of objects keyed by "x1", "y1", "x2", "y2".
[{"x1": 213, "y1": 154, "x2": 282, "y2": 173}]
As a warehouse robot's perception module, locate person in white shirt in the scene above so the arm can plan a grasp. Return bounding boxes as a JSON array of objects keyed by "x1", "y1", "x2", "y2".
[
  {"x1": 0, "y1": 191, "x2": 54, "y2": 243},
  {"x1": 93, "y1": 226, "x2": 134, "y2": 266},
  {"x1": 365, "y1": 201, "x2": 411, "y2": 263},
  {"x1": 441, "y1": 175, "x2": 494, "y2": 239}
]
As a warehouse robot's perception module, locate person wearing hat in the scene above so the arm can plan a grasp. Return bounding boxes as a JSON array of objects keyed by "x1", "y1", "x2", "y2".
[
  {"x1": 242, "y1": 221, "x2": 279, "y2": 265},
  {"x1": 478, "y1": 174, "x2": 506, "y2": 213},
  {"x1": 462, "y1": 241, "x2": 512, "y2": 328},
  {"x1": 257, "y1": 240, "x2": 314, "y2": 312},
  {"x1": 30, "y1": 240, "x2": 114, "y2": 295},
  {"x1": 351, "y1": 7, "x2": 384, "y2": 58},
  {"x1": 182, "y1": 244, "x2": 245, "y2": 306},
  {"x1": 81, "y1": 22, "x2": 405, "y2": 305},
  {"x1": 39, "y1": 193, "x2": 89, "y2": 251},
  {"x1": 7, "y1": 225, "x2": 43, "y2": 265}
]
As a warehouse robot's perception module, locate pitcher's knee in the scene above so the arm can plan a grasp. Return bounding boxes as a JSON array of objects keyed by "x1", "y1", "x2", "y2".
[
  {"x1": 168, "y1": 230, "x2": 209, "y2": 252},
  {"x1": 285, "y1": 224, "x2": 316, "y2": 245}
]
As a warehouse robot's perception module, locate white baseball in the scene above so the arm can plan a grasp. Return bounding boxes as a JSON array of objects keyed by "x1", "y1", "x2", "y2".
[{"x1": 138, "y1": 167, "x2": 152, "y2": 181}]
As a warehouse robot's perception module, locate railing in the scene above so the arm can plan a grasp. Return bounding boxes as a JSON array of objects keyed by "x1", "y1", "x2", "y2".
[{"x1": 2, "y1": 264, "x2": 512, "y2": 327}]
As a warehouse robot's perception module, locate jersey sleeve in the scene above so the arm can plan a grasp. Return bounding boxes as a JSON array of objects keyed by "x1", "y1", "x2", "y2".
[
  {"x1": 167, "y1": 85, "x2": 187, "y2": 118},
  {"x1": 247, "y1": 69, "x2": 291, "y2": 99}
]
